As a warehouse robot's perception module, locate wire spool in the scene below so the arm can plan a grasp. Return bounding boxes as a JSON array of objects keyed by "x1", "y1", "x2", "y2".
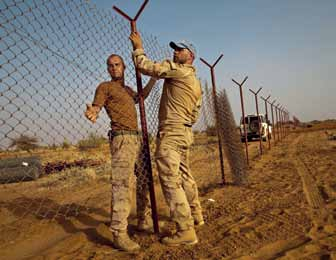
[{"x1": 0, "y1": 156, "x2": 42, "y2": 184}]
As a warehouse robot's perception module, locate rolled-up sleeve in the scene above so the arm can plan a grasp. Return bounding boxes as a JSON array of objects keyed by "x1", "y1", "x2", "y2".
[
  {"x1": 133, "y1": 49, "x2": 187, "y2": 79},
  {"x1": 92, "y1": 83, "x2": 107, "y2": 109}
]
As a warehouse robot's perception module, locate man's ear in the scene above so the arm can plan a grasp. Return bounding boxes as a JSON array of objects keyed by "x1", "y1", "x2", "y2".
[{"x1": 190, "y1": 52, "x2": 195, "y2": 62}]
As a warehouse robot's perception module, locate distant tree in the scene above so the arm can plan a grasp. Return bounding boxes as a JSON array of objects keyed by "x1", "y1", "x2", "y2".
[
  {"x1": 10, "y1": 135, "x2": 39, "y2": 151},
  {"x1": 77, "y1": 133, "x2": 106, "y2": 151},
  {"x1": 62, "y1": 138, "x2": 71, "y2": 149}
]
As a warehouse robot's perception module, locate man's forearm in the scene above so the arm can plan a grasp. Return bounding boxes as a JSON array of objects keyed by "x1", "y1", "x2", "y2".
[
  {"x1": 132, "y1": 49, "x2": 165, "y2": 78},
  {"x1": 143, "y1": 77, "x2": 157, "y2": 99}
]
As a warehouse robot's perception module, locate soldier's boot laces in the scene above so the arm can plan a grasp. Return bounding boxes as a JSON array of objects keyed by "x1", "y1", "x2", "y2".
[
  {"x1": 112, "y1": 231, "x2": 140, "y2": 252},
  {"x1": 161, "y1": 228, "x2": 198, "y2": 246}
]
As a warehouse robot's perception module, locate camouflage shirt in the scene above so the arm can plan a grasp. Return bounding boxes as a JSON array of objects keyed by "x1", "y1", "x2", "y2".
[
  {"x1": 92, "y1": 79, "x2": 138, "y2": 131},
  {"x1": 132, "y1": 49, "x2": 202, "y2": 129}
]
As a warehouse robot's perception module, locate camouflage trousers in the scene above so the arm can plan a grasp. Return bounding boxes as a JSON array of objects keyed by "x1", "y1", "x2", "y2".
[
  {"x1": 156, "y1": 125, "x2": 202, "y2": 231},
  {"x1": 109, "y1": 133, "x2": 151, "y2": 232}
]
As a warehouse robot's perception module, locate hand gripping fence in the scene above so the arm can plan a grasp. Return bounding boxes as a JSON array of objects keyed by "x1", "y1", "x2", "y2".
[
  {"x1": 200, "y1": 55, "x2": 225, "y2": 184},
  {"x1": 249, "y1": 87, "x2": 263, "y2": 155},
  {"x1": 232, "y1": 76, "x2": 249, "y2": 165},
  {"x1": 113, "y1": 0, "x2": 159, "y2": 234}
]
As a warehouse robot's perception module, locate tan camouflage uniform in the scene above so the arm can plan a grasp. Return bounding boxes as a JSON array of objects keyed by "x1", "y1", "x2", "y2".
[
  {"x1": 92, "y1": 79, "x2": 152, "y2": 232},
  {"x1": 132, "y1": 49, "x2": 203, "y2": 231},
  {"x1": 109, "y1": 134, "x2": 151, "y2": 231}
]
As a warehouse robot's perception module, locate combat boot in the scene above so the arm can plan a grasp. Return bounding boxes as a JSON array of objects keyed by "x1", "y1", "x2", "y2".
[
  {"x1": 193, "y1": 214, "x2": 205, "y2": 227},
  {"x1": 112, "y1": 231, "x2": 140, "y2": 252},
  {"x1": 137, "y1": 217, "x2": 153, "y2": 232},
  {"x1": 137, "y1": 217, "x2": 165, "y2": 233},
  {"x1": 161, "y1": 228, "x2": 198, "y2": 246}
]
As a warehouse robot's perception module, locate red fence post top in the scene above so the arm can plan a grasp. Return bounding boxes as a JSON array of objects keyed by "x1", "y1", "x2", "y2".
[
  {"x1": 113, "y1": 0, "x2": 149, "y2": 22},
  {"x1": 200, "y1": 58, "x2": 212, "y2": 68},
  {"x1": 249, "y1": 87, "x2": 262, "y2": 95},
  {"x1": 112, "y1": 6, "x2": 133, "y2": 21},
  {"x1": 200, "y1": 54, "x2": 223, "y2": 68},
  {"x1": 134, "y1": 0, "x2": 149, "y2": 21},
  {"x1": 261, "y1": 95, "x2": 271, "y2": 101},
  {"x1": 232, "y1": 76, "x2": 248, "y2": 87},
  {"x1": 213, "y1": 54, "x2": 224, "y2": 67},
  {"x1": 260, "y1": 95, "x2": 271, "y2": 103}
]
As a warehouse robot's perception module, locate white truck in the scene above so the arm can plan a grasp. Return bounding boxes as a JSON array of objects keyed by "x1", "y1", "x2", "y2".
[{"x1": 240, "y1": 114, "x2": 272, "y2": 142}]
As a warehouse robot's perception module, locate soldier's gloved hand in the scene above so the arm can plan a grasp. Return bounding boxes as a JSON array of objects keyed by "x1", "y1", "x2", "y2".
[
  {"x1": 129, "y1": 31, "x2": 143, "y2": 50},
  {"x1": 85, "y1": 104, "x2": 100, "y2": 123}
]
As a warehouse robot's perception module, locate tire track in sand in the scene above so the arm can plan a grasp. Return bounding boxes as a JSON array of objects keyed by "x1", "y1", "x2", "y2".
[{"x1": 291, "y1": 134, "x2": 325, "y2": 211}]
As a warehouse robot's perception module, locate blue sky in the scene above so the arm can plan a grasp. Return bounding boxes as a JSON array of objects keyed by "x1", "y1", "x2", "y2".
[{"x1": 92, "y1": 0, "x2": 336, "y2": 122}]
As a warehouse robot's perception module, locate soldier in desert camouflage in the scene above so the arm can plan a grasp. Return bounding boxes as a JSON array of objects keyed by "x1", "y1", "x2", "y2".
[
  {"x1": 130, "y1": 32, "x2": 204, "y2": 246},
  {"x1": 85, "y1": 54, "x2": 156, "y2": 252}
]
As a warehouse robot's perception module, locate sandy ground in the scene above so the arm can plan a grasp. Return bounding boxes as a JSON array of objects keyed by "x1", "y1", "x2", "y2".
[{"x1": 0, "y1": 125, "x2": 336, "y2": 260}]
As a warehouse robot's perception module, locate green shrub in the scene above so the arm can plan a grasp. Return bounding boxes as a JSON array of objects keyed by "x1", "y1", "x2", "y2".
[
  {"x1": 9, "y1": 135, "x2": 40, "y2": 151},
  {"x1": 77, "y1": 133, "x2": 106, "y2": 151},
  {"x1": 62, "y1": 139, "x2": 71, "y2": 149}
]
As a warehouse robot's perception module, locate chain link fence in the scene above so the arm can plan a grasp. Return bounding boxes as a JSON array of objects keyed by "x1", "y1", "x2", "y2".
[
  {"x1": 216, "y1": 89, "x2": 248, "y2": 185},
  {"x1": 0, "y1": 0, "x2": 228, "y2": 229}
]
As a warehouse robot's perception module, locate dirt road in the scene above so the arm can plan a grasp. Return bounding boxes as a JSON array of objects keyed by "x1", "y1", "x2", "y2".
[{"x1": 0, "y1": 129, "x2": 335, "y2": 259}]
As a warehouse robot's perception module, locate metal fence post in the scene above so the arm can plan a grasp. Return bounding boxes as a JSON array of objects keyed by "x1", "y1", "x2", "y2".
[
  {"x1": 113, "y1": 0, "x2": 159, "y2": 234},
  {"x1": 261, "y1": 95, "x2": 271, "y2": 149},
  {"x1": 249, "y1": 87, "x2": 263, "y2": 155},
  {"x1": 200, "y1": 55, "x2": 226, "y2": 184},
  {"x1": 280, "y1": 106, "x2": 284, "y2": 139},
  {"x1": 268, "y1": 100, "x2": 277, "y2": 146},
  {"x1": 232, "y1": 76, "x2": 249, "y2": 165},
  {"x1": 275, "y1": 104, "x2": 281, "y2": 142},
  {"x1": 286, "y1": 110, "x2": 288, "y2": 136}
]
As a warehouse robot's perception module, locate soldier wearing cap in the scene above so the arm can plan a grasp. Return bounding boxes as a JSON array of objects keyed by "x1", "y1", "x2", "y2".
[
  {"x1": 85, "y1": 54, "x2": 157, "y2": 251},
  {"x1": 130, "y1": 32, "x2": 204, "y2": 246}
]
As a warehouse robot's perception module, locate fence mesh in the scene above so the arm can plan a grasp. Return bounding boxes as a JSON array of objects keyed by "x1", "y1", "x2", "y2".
[
  {"x1": 0, "y1": 0, "x2": 225, "y2": 229},
  {"x1": 217, "y1": 89, "x2": 248, "y2": 185}
]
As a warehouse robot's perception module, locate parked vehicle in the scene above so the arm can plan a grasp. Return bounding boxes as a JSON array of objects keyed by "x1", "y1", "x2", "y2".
[{"x1": 240, "y1": 114, "x2": 272, "y2": 142}]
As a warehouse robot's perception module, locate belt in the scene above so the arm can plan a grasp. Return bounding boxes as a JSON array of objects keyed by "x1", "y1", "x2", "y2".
[{"x1": 108, "y1": 129, "x2": 139, "y2": 140}]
